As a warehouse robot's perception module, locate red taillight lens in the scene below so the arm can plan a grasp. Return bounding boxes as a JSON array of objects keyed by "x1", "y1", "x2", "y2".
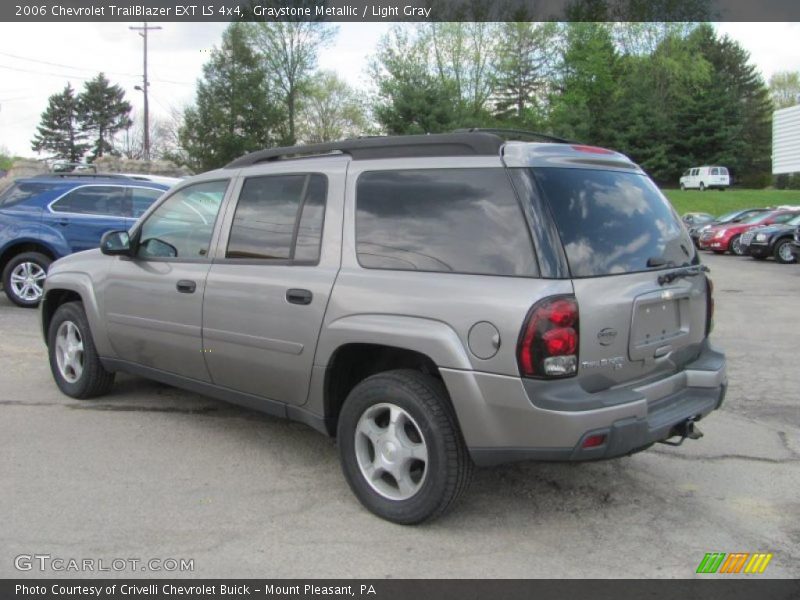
[
  {"x1": 542, "y1": 328, "x2": 577, "y2": 355},
  {"x1": 517, "y1": 296, "x2": 579, "y2": 379},
  {"x1": 705, "y1": 275, "x2": 714, "y2": 336}
]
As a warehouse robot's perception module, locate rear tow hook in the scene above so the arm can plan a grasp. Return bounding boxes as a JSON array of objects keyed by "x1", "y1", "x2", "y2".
[{"x1": 659, "y1": 417, "x2": 704, "y2": 447}]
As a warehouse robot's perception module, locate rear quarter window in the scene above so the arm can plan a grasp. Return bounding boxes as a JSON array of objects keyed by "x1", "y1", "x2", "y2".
[
  {"x1": 0, "y1": 182, "x2": 60, "y2": 207},
  {"x1": 531, "y1": 168, "x2": 696, "y2": 277},
  {"x1": 355, "y1": 168, "x2": 538, "y2": 277}
]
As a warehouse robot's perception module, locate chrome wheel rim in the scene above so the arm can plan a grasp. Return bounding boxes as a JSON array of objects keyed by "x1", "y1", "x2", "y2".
[
  {"x1": 9, "y1": 261, "x2": 46, "y2": 302},
  {"x1": 55, "y1": 321, "x2": 84, "y2": 383},
  {"x1": 731, "y1": 237, "x2": 743, "y2": 255},
  {"x1": 779, "y1": 243, "x2": 794, "y2": 262},
  {"x1": 354, "y1": 403, "x2": 428, "y2": 501}
]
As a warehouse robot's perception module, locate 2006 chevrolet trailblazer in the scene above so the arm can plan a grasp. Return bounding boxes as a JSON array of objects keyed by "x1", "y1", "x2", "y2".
[{"x1": 40, "y1": 132, "x2": 727, "y2": 524}]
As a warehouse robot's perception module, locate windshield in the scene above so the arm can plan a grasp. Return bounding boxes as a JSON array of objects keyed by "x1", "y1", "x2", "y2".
[{"x1": 529, "y1": 168, "x2": 696, "y2": 277}]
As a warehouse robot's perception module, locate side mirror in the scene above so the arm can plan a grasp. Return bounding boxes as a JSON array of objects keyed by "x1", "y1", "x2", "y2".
[{"x1": 100, "y1": 230, "x2": 132, "y2": 256}]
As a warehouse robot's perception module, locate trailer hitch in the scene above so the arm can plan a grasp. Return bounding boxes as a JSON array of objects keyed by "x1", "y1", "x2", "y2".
[{"x1": 659, "y1": 417, "x2": 704, "y2": 447}]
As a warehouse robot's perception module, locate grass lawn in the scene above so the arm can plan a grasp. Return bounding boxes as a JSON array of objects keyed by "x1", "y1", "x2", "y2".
[{"x1": 663, "y1": 188, "x2": 800, "y2": 216}]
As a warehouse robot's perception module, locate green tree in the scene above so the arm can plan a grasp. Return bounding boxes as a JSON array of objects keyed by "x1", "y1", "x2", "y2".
[
  {"x1": 548, "y1": 23, "x2": 621, "y2": 148},
  {"x1": 687, "y1": 25, "x2": 772, "y2": 186},
  {"x1": 769, "y1": 71, "x2": 800, "y2": 109},
  {"x1": 370, "y1": 27, "x2": 459, "y2": 135},
  {"x1": 425, "y1": 22, "x2": 499, "y2": 120},
  {"x1": 250, "y1": 21, "x2": 337, "y2": 145},
  {"x1": 179, "y1": 23, "x2": 284, "y2": 171},
  {"x1": 492, "y1": 22, "x2": 558, "y2": 126},
  {"x1": 298, "y1": 71, "x2": 369, "y2": 143},
  {"x1": 31, "y1": 83, "x2": 88, "y2": 161},
  {"x1": 78, "y1": 73, "x2": 132, "y2": 161}
]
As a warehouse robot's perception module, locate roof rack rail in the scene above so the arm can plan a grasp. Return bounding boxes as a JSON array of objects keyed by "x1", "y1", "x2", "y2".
[
  {"x1": 225, "y1": 132, "x2": 505, "y2": 168},
  {"x1": 452, "y1": 128, "x2": 573, "y2": 144},
  {"x1": 34, "y1": 172, "x2": 134, "y2": 180}
]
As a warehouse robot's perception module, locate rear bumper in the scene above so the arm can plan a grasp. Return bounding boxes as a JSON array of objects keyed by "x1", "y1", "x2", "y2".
[{"x1": 441, "y1": 340, "x2": 727, "y2": 467}]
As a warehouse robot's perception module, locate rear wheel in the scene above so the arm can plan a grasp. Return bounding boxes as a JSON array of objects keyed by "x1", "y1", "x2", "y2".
[
  {"x1": 729, "y1": 235, "x2": 744, "y2": 256},
  {"x1": 47, "y1": 301, "x2": 115, "y2": 399},
  {"x1": 337, "y1": 369, "x2": 472, "y2": 524},
  {"x1": 774, "y1": 239, "x2": 797, "y2": 264},
  {"x1": 2, "y1": 252, "x2": 51, "y2": 308}
]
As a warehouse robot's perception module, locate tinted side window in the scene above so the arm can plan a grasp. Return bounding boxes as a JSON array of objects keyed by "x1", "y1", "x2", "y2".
[
  {"x1": 51, "y1": 186, "x2": 128, "y2": 217},
  {"x1": 531, "y1": 168, "x2": 696, "y2": 277},
  {"x1": 226, "y1": 174, "x2": 327, "y2": 262},
  {"x1": 710, "y1": 168, "x2": 719, "y2": 175},
  {"x1": 129, "y1": 187, "x2": 164, "y2": 218},
  {"x1": 137, "y1": 180, "x2": 228, "y2": 259},
  {"x1": 0, "y1": 182, "x2": 60, "y2": 207},
  {"x1": 356, "y1": 169, "x2": 537, "y2": 276},
  {"x1": 772, "y1": 213, "x2": 798, "y2": 224}
]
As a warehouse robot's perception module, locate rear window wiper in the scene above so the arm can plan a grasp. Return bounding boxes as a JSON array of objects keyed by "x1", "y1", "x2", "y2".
[{"x1": 657, "y1": 264, "x2": 709, "y2": 286}]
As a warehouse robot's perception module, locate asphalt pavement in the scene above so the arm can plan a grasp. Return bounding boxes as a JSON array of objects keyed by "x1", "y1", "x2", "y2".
[{"x1": 1, "y1": 252, "x2": 798, "y2": 578}]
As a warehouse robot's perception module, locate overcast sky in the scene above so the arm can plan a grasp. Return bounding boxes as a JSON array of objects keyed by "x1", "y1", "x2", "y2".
[{"x1": 1, "y1": 22, "x2": 798, "y2": 157}]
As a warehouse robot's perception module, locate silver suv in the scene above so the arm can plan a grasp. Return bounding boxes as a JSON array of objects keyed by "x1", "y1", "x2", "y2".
[{"x1": 40, "y1": 132, "x2": 727, "y2": 524}]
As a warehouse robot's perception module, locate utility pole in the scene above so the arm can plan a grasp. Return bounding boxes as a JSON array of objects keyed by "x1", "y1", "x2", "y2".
[{"x1": 129, "y1": 21, "x2": 161, "y2": 161}]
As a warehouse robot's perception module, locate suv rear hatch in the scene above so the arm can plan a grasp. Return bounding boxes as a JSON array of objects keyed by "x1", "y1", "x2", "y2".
[{"x1": 511, "y1": 150, "x2": 709, "y2": 391}]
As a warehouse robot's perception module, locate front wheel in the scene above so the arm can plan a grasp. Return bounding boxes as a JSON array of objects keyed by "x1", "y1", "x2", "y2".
[
  {"x1": 337, "y1": 369, "x2": 472, "y2": 524},
  {"x1": 680, "y1": 183, "x2": 686, "y2": 191},
  {"x1": 774, "y1": 239, "x2": 797, "y2": 264},
  {"x1": 729, "y1": 235, "x2": 744, "y2": 256},
  {"x1": 2, "y1": 252, "x2": 51, "y2": 308},
  {"x1": 699, "y1": 182, "x2": 706, "y2": 192},
  {"x1": 48, "y1": 301, "x2": 115, "y2": 399}
]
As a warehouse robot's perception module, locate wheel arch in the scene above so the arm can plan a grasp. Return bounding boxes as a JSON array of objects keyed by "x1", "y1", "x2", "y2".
[
  {"x1": 40, "y1": 273, "x2": 111, "y2": 357},
  {"x1": 0, "y1": 240, "x2": 58, "y2": 276}
]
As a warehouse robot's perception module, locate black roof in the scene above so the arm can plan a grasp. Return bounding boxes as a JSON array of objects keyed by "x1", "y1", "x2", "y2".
[{"x1": 225, "y1": 132, "x2": 507, "y2": 168}]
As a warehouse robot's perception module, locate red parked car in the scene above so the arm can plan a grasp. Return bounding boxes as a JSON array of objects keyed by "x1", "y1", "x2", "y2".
[{"x1": 699, "y1": 209, "x2": 800, "y2": 255}]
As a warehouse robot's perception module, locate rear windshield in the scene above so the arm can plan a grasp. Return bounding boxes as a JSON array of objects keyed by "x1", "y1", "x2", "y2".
[
  {"x1": 530, "y1": 168, "x2": 696, "y2": 277},
  {"x1": 0, "y1": 181, "x2": 60, "y2": 207}
]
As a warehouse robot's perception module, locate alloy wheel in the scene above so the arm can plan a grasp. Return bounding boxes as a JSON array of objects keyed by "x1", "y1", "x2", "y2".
[
  {"x1": 354, "y1": 402, "x2": 429, "y2": 501},
  {"x1": 9, "y1": 261, "x2": 46, "y2": 302}
]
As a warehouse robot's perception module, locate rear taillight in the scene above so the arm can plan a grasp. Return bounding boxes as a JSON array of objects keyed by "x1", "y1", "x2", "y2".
[
  {"x1": 705, "y1": 275, "x2": 714, "y2": 336},
  {"x1": 517, "y1": 296, "x2": 579, "y2": 378}
]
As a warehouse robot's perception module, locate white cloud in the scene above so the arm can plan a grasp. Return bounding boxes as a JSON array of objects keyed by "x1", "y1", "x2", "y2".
[{"x1": 0, "y1": 21, "x2": 796, "y2": 158}]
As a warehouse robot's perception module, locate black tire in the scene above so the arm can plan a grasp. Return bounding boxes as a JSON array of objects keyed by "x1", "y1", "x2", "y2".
[
  {"x1": 774, "y1": 239, "x2": 797, "y2": 264},
  {"x1": 337, "y1": 369, "x2": 472, "y2": 525},
  {"x1": 729, "y1": 234, "x2": 744, "y2": 256},
  {"x1": 2, "y1": 251, "x2": 52, "y2": 308},
  {"x1": 680, "y1": 183, "x2": 685, "y2": 191},
  {"x1": 699, "y1": 182, "x2": 706, "y2": 191},
  {"x1": 47, "y1": 301, "x2": 115, "y2": 399}
]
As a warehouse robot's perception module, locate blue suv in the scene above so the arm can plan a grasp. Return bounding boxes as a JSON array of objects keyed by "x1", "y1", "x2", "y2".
[{"x1": 0, "y1": 174, "x2": 170, "y2": 307}]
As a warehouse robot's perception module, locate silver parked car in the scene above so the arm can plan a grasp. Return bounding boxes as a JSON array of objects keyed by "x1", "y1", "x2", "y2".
[{"x1": 40, "y1": 132, "x2": 727, "y2": 524}]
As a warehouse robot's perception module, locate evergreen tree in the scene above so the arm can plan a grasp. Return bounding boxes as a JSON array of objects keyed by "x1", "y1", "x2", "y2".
[
  {"x1": 31, "y1": 84, "x2": 88, "y2": 161},
  {"x1": 78, "y1": 73, "x2": 132, "y2": 161},
  {"x1": 492, "y1": 22, "x2": 558, "y2": 127},
  {"x1": 180, "y1": 23, "x2": 284, "y2": 171},
  {"x1": 687, "y1": 25, "x2": 772, "y2": 186},
  {"x1": 548, "y1": 23, "x2": 621, "y2": 148}
]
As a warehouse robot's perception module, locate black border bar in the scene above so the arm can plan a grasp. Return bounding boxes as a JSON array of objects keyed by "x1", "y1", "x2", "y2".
[{"x1": 4, "y1": 1, "x2": 800, "y2": 22}]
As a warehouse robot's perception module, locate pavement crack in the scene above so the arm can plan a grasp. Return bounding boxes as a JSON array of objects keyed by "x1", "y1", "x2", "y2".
[{"x1": 651, "y1": 448, "x2": 799, "y2": 464}]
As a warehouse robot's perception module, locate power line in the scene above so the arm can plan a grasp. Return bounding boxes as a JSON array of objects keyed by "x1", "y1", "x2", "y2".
[{"x1": 0, "y1": 50, "x2": 194, "y2": 86}]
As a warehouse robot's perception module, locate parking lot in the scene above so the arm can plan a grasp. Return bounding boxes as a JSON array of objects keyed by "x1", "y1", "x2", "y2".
[{"x1": 1, "y1": 252, "x2": 798, "y2": 579}]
